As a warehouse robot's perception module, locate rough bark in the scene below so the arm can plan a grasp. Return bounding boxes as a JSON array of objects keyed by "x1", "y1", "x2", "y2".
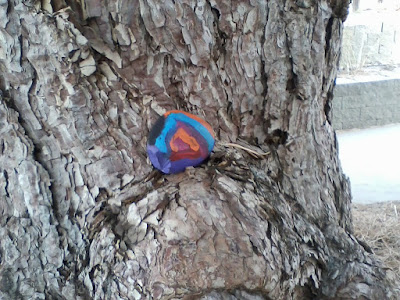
[{"x1": 0, "y1": 0, "x2": 398, "y2": 299}]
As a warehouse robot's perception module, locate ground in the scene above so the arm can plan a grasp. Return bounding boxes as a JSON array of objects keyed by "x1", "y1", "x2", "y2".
[
  {"x1": 352, "y1": 201, "x2": 400, "y2": 284},
  {"x1": 337, "y1": 123, "x2": 400, "y2": 203}
]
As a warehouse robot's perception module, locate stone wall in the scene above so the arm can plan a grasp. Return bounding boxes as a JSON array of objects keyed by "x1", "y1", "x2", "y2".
[
  {"x1": 340, "y1": 7, "x2": 400, "y2": 71},
  {"x1": 334, "y1": 2, "x2": 400, "y2": 130},
  {"x1": 340, "y1": 23, "x2": 399, "y2": 71},
  {"x1": 332, "y1": 79, "x2": 400, "y2": 130}
]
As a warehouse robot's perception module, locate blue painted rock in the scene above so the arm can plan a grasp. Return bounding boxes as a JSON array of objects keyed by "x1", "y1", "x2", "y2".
[{"x1": 147, "y1": 110, "x2": 215, "y2": 174}]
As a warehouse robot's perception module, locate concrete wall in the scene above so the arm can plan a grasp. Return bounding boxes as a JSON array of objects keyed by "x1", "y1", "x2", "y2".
[
  {"x1": 332, "y1": 79, "x2": 400, "y2": 130},
  {"x1": 340, "y1": 23, "x2": 400, "y2": 71},
  {"x1": 334, "y1": 2, "x2": 400, "y2": 130},
  {"x1": 340, "y1": 7, "x2": 400, "y2": 71}
]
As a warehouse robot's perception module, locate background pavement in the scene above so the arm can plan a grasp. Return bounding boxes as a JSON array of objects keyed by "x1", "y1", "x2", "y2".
[{"x1": 337, "y1": 123, "x2": 400, "y2": 203}]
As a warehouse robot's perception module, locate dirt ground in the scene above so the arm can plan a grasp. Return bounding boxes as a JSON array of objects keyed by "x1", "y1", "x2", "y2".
[{"x1": 352, "y1": 201, "x2": 400, "y2": 283}]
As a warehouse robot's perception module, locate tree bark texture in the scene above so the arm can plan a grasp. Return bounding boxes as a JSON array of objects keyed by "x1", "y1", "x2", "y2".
[{"x1": 0, "y1": 0, "x2": 398, "y2": 299}]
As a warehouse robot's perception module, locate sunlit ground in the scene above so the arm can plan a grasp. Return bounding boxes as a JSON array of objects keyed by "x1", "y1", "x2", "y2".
[{"x1": 337, "y1": 124, "x2": 400, "y2": 203}]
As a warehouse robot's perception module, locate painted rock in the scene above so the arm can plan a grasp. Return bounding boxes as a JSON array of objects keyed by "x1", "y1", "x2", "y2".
[{"x1": 147, "y1": 110, "x2": 215, "y2": 174}]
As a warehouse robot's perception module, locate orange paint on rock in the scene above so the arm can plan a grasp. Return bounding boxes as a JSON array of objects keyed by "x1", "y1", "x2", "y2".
[{"x1": 170, "y1": 128, "x2": 200, "y2": 152}]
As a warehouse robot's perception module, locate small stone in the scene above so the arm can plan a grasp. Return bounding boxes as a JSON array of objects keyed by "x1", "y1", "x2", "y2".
[{"x1": 147, "y1": 110, "x2": 215, "y2": 174}]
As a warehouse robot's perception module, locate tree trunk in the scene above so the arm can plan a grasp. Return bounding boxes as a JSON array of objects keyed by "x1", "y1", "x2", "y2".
[{"x1": 0, "y1": 0, "x2": 398, "y2": 299}]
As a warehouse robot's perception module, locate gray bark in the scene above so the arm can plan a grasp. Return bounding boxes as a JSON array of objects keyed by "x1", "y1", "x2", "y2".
[{"x1": 0, "y1": 0, "x2": 398, "y2": 299}]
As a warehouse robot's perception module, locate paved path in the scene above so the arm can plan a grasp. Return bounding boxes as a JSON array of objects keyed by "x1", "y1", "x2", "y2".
[{"x1": 336, "y1": 124, "x2": 400, "y2": 203}]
